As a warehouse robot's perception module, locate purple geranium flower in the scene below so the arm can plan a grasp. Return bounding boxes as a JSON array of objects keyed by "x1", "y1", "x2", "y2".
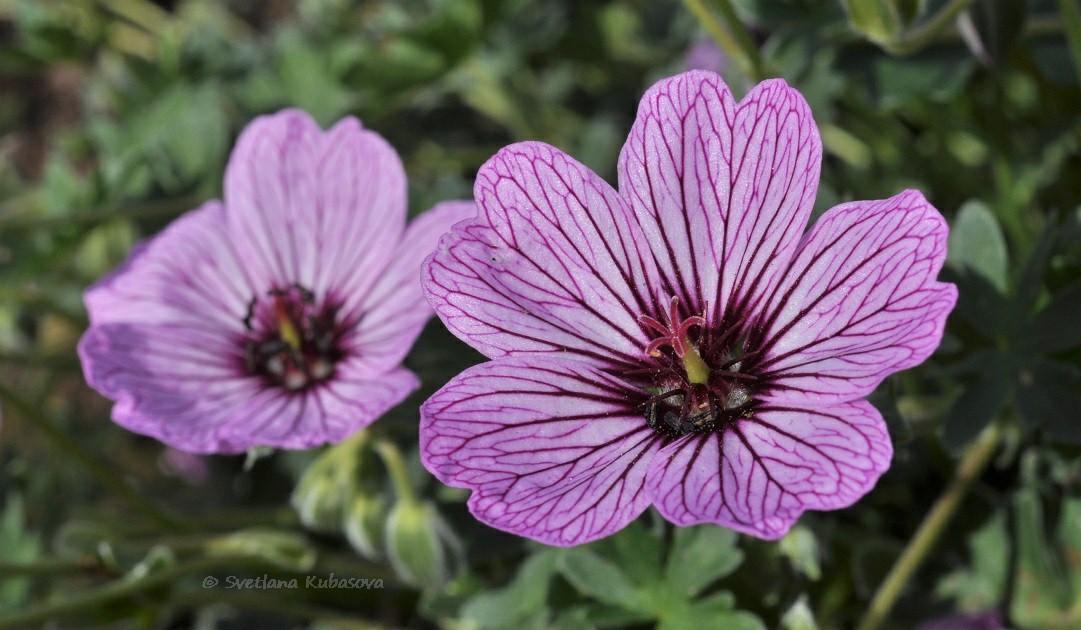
[
  {"x1": 419, "y1": 71, "x2": 957, "y2": 545},
  {"x1": 79, "y1": 110, "x2": 474, "y2": 454}
]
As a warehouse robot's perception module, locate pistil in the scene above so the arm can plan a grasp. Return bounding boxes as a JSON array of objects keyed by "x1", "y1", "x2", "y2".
[{"x1": 640, "y1": 296, "x2": 711, "y2": 385}]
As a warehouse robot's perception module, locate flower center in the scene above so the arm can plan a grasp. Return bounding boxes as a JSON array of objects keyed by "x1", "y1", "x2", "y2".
[
  {"x1": 636, "y1": 296, "x2": 762, "y2": 438},
  {"x1": 241, "y1": 284, "x2": 344, "y2": 391}
]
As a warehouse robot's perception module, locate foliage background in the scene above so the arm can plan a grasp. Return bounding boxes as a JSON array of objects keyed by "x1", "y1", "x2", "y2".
[{"x1": 1, "y1": 0, "x2": 1080, "y2": 627}]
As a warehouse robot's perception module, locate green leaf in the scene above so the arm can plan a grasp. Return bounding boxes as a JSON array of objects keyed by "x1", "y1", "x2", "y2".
[
  {"x1": 936, "y1": 512, "x2": 1009, "y2": 610},
  {"x1": 1015, "y1": 359, "x2": 1081, "y2": 444},
  {"x1": 943, "y1": 355, "x2": 1012, "y2": 449},
  {"x1": 0, "y1": 494, "x2": 42, "y2": 613},
  {"x1": 658, "y1": 593, "x2": 765, "y2": 630},
  {"x1": 1010, "y1": 490, "x2": 1074, "y2": 626},
  {"x1": 558, "y1": 548, "x2": 644, "y2": 612},
  {"x1": 1019, "y1": 280, "x2": 1081, "y2": 354},
  {"x1": 780, "y1": 596, "x2": 819, "y2": 630},
  {"x1": 460, "y1": 550, "x2": 560, "y2": 629},
  {"x1": 869, "y1": 47, "x2": 976, "y2": 107},
  {"x1": 605, "y1": 519, "x2": 664, "y2": 587},
  {"x1": 665, "y1": 525, "x2": 744, "y2": 599},
  {"x1": 961, "y1": 0, "x2": 1028, "y2": 66},
  {"x1": 947, "y1": 200, "x2": 1009, "y2": 295},
  {"x1": 842, "y1": 0, "x2": 903, "y2": 44},
  {"x1": 779, "y1": 525, "x2": 821, "y2": 581}
]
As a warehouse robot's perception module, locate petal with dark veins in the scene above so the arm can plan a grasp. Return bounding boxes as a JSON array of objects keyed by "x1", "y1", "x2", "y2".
[
  {"x1": 756, "y1": 190, "x2": 957, "y2": 403},
  {"x1": 646, "y1": 399, "x2": 891, "y2": 539},
  {"x1": 420, "y1": 356, "x2": 663, "y2": 546},
  {"x1": 424, "y1": 142, "x2": 661, "y2": 369},
  {"x1": 618, "y1": 71, "x2": 821, "y2": 322}
]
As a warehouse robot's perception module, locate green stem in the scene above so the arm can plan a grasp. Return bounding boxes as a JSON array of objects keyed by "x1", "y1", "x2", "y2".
[
  {"x1": 0, "y1": 383, "x2": 186, "y2": 532},
  {"x1": 0, "y1": 351, "x2": 80, "y2": 371},
  {"x1": 884, "y1": 0, "x2": 975, "y2": 54},
  {"x1": 682, "y1": 0, "x2": 767, "y2": 81},
  {"x1": 1056, "y1": 0, "x2": 1081, "y2": 84},
  {"x1": 0, "y1": 556, "x2": 107, "y2": 579},
  {"x1": 857, "y1": 421, "x2": 1005, "y2": 630},
  {"x1": 373, "y1": 439, "x2": 417, "y2": 505},
  {"x1": 0, "y1": 553, "x2": 265, "y2": 628}
]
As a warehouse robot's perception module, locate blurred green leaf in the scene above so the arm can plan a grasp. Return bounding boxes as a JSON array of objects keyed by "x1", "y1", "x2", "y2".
[
  {"x1": 1011, "y1": 490, "x2": 1078, "y2": 627},
  {"x1": 1019, "y1": 280, "x2": 1081, "y2": 354},
  {"x1": 558, "y1": 547, "x2": 643, "y2": 611},
  {"x1": 665, "y1": 525, "x2": 744, "y2": 599},
  {"x1": 948, "y1": 200, "x2": 1009, "y2": 295},
  {"x1": 459, "y1": 550, "x2": 560, "y2": 629},
  {"x1": 842, "y1": 0, "x2": 903, "y2": 44},
  {"x1": 0, "y1": 494, "x2": 42, "y2": 612},
  {"x1": 1015, "y1": 359, "x2": 1081, "y2": 444},
  {"x1": 943, "y1": 353, "x2": 1012, "y2": 449},
  {"x1": 659, "y1": 592, "x2": 765, "y2": 630},
  {"x1": 936, "y1": 512, "x2": 1009, "y2": 611}
]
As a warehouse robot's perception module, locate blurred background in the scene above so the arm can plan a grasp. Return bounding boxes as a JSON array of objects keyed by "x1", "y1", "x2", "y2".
[{"x1": 1, "y1": 0, "x2": 1080, "y2": 628}]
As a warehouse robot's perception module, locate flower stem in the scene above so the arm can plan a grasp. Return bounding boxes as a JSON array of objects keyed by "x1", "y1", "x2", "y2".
[
  {"x1": 682, "y1": 0, "x2": 767, "y2": 81},
  {"x1": 1056, "y1": 0, "x2": 1081, "y2": 84},
  {"x1": 373, "y1": 438, "x2": 417, "y2": 505},
  {"x1": 0, "y1": 553, "x2": 263, "y2": 628},
  {"x1": 0, "y1": 556, "x2": 106, "y2": 578},
  {"x1": 883, "y1": 0, "x2": 974, "y2": 54},
  {"x1": 0, "y1": 382, "x2": 187, "y2": 532},
  {"x1": 857, "y1": 421, "x2": 1004, "y2": 630}
]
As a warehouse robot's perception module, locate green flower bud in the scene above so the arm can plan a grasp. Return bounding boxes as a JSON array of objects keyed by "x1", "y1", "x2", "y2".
[
  {"x1": 384, "y1": 500, "x2": 462, "y2": 588},
  {"x1": 207, "y1": 528, "x2": 317, "y2": 573},
  {"x1": 343, "y1": 491, "x2": 390, "y2": 561},
  {"x1": 842, "y1": 0, "x2": 903, "y2": 45},
  {"x1": 291, "y1": 431, "x2": 369, "y2": 532}
]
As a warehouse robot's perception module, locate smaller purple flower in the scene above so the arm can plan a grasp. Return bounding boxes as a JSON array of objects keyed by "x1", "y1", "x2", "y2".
[
  {"x1": 419, "y1": 71, "x2": 956, "y2": 546},
  {"x1": 79, "y1": 110, "x2": 474, "y2": 454}
]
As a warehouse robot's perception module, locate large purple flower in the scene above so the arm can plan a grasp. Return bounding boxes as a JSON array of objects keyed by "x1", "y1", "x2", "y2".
[
  {"x1": 79, "y1": 110, "x2": 474, "y2": 454},
  {"x1": 419, "y1": 71, "x2": 957, "y2": 545}
]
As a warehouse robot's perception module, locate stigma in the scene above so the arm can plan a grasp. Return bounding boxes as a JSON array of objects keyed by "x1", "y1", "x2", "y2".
[{"x1": 640, "y1": 296, "x2": 710, "y2": 384}]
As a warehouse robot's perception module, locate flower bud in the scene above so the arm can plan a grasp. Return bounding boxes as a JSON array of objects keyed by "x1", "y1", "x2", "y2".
[
  {"x1": 842, "y1": 0, "x2": 903, "y2": 45},
  {"x1": 291, "y1": 432, "x2": 369, "y2": 532},
  {"x1": 384, "y1": 500, "x2": 462, "y2": 588},
  {"x1": 343, "y1": 491, "x2": 390, "y2": 561},
  {"x1": 207, "y1": 528, "x2": 317, "y2": 573}
]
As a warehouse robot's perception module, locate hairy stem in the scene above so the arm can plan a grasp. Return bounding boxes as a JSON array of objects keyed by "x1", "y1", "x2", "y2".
[
  {"x1": 0, "y1": 556, "x2": 108, "y2": 579},
  {"x1": 858, "y1": 421, "x2": 1004, "y2": 630},
  {"x1": 0, "y1": 382, "x2": 186, "y2": 532}
]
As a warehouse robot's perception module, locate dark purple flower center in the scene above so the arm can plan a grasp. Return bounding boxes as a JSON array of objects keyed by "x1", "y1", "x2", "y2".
[
  {"x1": 634, "y1": 296, "x2": 763, "y2": 438},
  {"x1": 241, "y1": 284, "x2": 345, "y2": 391}
]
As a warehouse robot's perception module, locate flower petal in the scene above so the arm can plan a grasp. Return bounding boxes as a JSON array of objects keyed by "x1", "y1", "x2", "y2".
[
  {"x1": 84, "y1": 201, "x2": 253, "y2": 332},
  {"x1": 618, "y1": 71, "x2": 821, "y2": 321},
  {"x1": 79, "y1": 322, "x2": 417, "y2": 453},
  {"x1": 420, "y1": 356, "x2": 664, "y2": 546},
  {"x1": 756, "y1": 190, "x2": 957, "y2": 403},
  {"x1": 342, "y1": 201, "x2": 476, "y2": 376},
  {"x1": 79, "y1": 322, "x2": 261, "y2": 453},
  {"x1": 423, "y1": 142, "x2": 660, "y2": 369},
  {"x1": 226, "y1": 362, "x2": 418, "y2": 450},
  {"x1": 647, "y1": 400, "x2": 891, "y2": 539},
  {"x1": 223, "y1": 110, "x2": 407, "y2": 296}
]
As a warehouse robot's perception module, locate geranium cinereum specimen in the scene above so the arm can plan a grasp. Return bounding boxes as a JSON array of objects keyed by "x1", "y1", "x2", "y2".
[
  {"x1": 419, "y1": 70, "x2": 957, "y2": 545},
  {"x1": 78, "y1": 110, "x2": 474, "y2": 453}
]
